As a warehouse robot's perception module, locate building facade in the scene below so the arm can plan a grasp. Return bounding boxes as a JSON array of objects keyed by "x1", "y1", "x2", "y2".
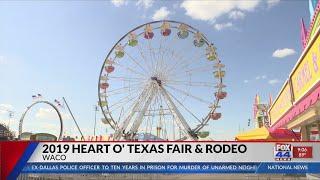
[{"x1": 268, "y1": 0, "x2": 320, "y2": 141}]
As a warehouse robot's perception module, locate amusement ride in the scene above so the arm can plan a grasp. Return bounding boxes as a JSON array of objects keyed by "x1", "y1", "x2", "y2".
[
  {"x1": 98, "y1": 20, "x2": 226, "y2": 141},
  {"x1": 17, "y1": 97, "x2": 85, "y2": 141},
  {"x1": 18, "y1": 100, "x2": 64, "y2": 141}
]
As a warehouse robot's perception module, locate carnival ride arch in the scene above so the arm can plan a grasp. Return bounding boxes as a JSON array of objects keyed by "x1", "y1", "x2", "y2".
[{"x1": 18, "y1": 101, "x2": 63, "y2": 141}]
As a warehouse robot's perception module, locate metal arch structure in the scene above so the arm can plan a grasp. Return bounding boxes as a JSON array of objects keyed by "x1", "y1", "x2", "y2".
[
  {"x1": 98, "y1": 20, "x2": 226, "y2": 140},
  {"x1": 18, "y1": 101, "x2": 64, "y2": 141}
]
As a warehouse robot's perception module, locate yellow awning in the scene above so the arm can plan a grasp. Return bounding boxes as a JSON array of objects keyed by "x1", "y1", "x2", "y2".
[{"x1": 235, "y1": 127, "x2": 271, "y2": 140}]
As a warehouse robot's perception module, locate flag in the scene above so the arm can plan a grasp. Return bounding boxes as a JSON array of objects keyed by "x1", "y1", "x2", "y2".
[
  {"x1": 54, "y1": 99, "x2": 64, "y2": 108},
  {"x1": 32, "y1": 94, "x2": 43, "y2": 100},
  {"x1": 300, "y1": 18, "x2": 307, "y2": 49},
  {"x1": 309, "y1": 0, "x2": 317, "y2": 21},
  {"x1": 256, "y1": 95, "x2": 260, "y2": 104},
  {"x1": 58, "y1": 103, "x2": 64, "y2": 108}
]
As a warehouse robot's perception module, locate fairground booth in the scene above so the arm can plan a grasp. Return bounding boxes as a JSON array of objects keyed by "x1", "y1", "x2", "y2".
[
  {"x1": 268, "y1": 0, "x2": 320, "y2": 141},
  {"x1": 237, "y1": 0, "x2": 320, "y2": 141}
]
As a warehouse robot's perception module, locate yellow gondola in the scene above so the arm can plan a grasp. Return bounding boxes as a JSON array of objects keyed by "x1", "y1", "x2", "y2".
[
  {"x1": 206, "y1": 45, "x2": 217, "y2": 61},
  {"x1": 100, "y1": 75, "x2": 108, "y2": 81},
  {"x1": 214, "y1": 70, "x2": 225, "y2": 78},
  {"x1": 99, "y1": 101, "x2": 108, "y2": 107}
]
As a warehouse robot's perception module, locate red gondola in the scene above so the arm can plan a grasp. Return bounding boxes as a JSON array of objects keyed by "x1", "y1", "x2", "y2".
[
  {"x1": 105, "y1": 65, "x2": 115, "y2": 73},
  {"x1": 144, "y1": 32, "x2": 154, "y2": 39},
  {"x1": 215, "y1": 91, "x2": 227, "y2": 99},
  {"x1": 100, "y1": 82, "x2": 109, "y2": 89},
  {"x1": 162, "y1": 29, "x2": 171, "y2": 36},
  {"x1": 210, "y1": 112, "x2": 221, "y2": 120},
  {"x1": 161, "y1": 21, "x2": 171, "y2": 36},
  {"x1": 144, "y1": 24, "x2": 154, "y2": 39}
]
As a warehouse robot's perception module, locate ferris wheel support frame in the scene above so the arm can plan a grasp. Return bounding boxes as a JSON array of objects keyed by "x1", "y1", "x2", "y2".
[
  {"x1": 127, "y1": 83, "x2": 157, "y2": 139},
  {"x1": 115, "y1": 79, "x2": 198, "y2": 140},
  {"x1": 113, "y1": 85, "x2": 151, "y2": 140},
  {"x1": 159, "y1": 85, "x2": 197, "y2": 140}
]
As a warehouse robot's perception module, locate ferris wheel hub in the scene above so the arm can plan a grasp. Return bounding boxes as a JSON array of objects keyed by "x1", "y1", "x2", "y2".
[{"x1": 151, "y1": 76, "x2": 162, "y2": 86}]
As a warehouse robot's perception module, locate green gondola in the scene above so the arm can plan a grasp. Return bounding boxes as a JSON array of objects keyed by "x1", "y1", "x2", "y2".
[
  {"x1": 178, "y1": 31, "x2": 189, "y2": 39},
  {"x1": 198, "y1": 131, "x2": 209, "y2": 138},
  {"x1": 115, "y1": 51, "x2": 124, "y2": 58},
  {"x1": 207, "y1": 53, "x2": 217, "y2": 61},
  {"x1": 128, "y1": 39, "x2": 138, "y2": 47},
  {"x1": 194, "y1": 38, "x2": 205, "y2": 47}
]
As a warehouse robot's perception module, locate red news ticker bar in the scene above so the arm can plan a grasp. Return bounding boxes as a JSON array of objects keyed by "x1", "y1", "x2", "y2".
[{"x1": 293, "y1": 146, "x2": 313, "y2": 158}]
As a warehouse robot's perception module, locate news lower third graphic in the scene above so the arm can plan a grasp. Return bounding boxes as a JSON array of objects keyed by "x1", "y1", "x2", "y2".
[
  {"x1": 274, "y1": 143, "x2": 313, "y2": 161},
  {"x1": 1, "y1": 142, "x2": 320, "y2": 179},
  {"x1": 2, "y1": 0, "x2": 320, "y2": 180}
]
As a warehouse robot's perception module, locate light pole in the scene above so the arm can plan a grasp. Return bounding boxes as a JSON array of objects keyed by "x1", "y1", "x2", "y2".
[
  {"x1": 94, "y1": 105, "x2": 99, "y2": 137},
  {"x1": 8, "y1": 111, "x2": 14, "y2": 129},
  {"x1": 0, "y1": 107, "x2": 14, "y2": 130}
]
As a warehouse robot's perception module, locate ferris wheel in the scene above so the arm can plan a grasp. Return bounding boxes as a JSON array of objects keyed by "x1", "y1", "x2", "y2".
[{"x1": 98, "y1": 20, "x2": 226, "y2": 141}]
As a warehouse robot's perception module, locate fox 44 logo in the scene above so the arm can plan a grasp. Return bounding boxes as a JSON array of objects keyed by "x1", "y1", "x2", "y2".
[{"x1": 274, "y1": 143, "x2": 293, "y2": 161}]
